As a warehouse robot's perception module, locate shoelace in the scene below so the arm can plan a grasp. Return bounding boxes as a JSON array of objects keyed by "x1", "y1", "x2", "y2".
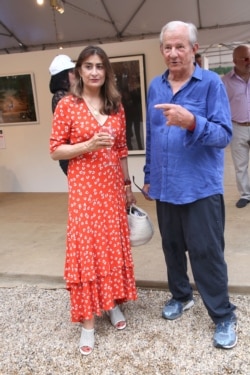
[
  {"x1": 216, "y1": 320, "x2": 236, "y2": 333},
  {"x1": 166, "y1": 299, "x2": 180, "y2": 306}
]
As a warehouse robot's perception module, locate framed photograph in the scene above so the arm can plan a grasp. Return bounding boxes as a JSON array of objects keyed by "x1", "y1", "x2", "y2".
[
  {"x1": 0, "y1": 73, "x2": 39, "y2": 126},
  {"x1": 110, "y1": 54, "x2": 146, "y2": 155}
]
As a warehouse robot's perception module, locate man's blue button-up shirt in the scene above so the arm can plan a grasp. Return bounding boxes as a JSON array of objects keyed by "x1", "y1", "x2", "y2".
[{"x1": 144, "y1": 65, "x2": 232, "y2": 204}]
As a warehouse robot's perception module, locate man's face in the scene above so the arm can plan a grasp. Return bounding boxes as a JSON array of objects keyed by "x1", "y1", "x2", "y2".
[
  {"x1": 233, "y1": 47, "x2": 250, "y2": 75},
  {"x1": 160, "y1": 26, "x2": 197, "y2": 74}
]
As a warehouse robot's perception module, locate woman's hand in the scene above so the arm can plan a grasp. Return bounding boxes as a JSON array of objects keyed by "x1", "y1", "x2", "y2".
[
  {"x1": 87, "y1": 132, "x2": 114, "y2": 152},
  {"x1": 51, "y1": 132, "x2": 114, "y2": 160},
  {"x1": 125, "y1": 188, "x2": 136, "y2": 208}
]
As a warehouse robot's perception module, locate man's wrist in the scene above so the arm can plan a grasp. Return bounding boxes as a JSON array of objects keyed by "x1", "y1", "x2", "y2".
[{"x1": 188, "y1": 116, "x2": 196, "y2": 131}]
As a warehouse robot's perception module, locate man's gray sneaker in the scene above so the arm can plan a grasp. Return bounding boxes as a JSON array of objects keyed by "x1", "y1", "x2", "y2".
[
  {"x1": 162, "y1": 298, "x2": 194, "y2": 320},
  {"x1": 213, "y1": 315, "x2": 238, "y2": 349}
]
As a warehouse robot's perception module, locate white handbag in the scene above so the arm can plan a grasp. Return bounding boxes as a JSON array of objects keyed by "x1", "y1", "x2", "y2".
[{"x1": 127, "y1": 204, "x2": 154, "y2": 247}]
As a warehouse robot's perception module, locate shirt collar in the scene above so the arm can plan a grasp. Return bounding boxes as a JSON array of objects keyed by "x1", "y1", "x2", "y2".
[
  {"x1": 229, "y1": 69, "x2": 237, "y2": 78},
  {"x1": 161, "y1": 64, "x2": 202, "y2": 82}
]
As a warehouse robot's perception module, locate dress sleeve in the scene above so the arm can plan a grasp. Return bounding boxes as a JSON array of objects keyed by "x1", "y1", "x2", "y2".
[
  {"x1": 50, "y1": 96, "x2": 71, "y2": 154},
  {"x1": 116, "y1": 105, "x2": 128, "y2": 159}
]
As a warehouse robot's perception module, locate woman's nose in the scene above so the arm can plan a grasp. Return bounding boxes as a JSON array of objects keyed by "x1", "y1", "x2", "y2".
[{"x1": 91, "y1": 67, "x2": 98, "y2": 75}]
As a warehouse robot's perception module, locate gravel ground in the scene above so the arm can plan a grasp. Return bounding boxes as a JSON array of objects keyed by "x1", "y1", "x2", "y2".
[{"x1": 0, "y1": 285, "x2": 249, "y2": 375}]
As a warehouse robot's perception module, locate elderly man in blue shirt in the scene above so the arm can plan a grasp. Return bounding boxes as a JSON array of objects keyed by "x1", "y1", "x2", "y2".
[{"x1": 142, "y1": 20, "x2": 237, "y2": 349}]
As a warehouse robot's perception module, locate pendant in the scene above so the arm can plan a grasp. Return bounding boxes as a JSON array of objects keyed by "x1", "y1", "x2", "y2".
[{"x1": 93, "y1": 110, "x2": 99, "y2": 116}]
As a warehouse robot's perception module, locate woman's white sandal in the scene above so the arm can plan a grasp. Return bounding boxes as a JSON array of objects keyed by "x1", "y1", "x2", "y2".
[
  {"x1": 107, "y1": 305, "x2": 127, "y2": 330},
  {"x1": 79, "y1": 327, "x2": 95, "y2": 356}
]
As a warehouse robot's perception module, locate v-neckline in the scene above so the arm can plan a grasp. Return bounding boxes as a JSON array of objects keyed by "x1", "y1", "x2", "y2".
[{"x1": 83, "y1": 100, "x2": 108, "y2": 126}]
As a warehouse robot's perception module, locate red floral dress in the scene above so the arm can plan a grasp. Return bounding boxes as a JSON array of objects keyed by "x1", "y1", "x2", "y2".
[{"x1": 50, "y1": 95, "x2": 137, "y2": 322}]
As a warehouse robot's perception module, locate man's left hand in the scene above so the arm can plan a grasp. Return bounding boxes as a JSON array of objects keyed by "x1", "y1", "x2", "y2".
[{"x1": 155, "y1": 103, "x2": 195, "y2": 130}]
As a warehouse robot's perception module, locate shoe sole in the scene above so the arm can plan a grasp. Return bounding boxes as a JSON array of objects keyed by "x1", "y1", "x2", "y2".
[
  {"x1": 79, "y1": 346, "x2": 93, "y2": 356},
  {"x1": 213, "y1": 322, "x2": 238, "y2": 349},
  {"x1": 214, "y1": 335, "x2": 238, "y2": 349}
]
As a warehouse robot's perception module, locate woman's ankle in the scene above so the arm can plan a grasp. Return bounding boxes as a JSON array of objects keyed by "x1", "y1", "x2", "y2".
[{"x1": 82, "y1": 317, "x2": 95, "y2": 330}]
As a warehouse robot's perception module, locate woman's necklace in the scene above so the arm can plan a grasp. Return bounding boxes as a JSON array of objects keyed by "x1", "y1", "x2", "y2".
[{"x1": 83, "y1": 96, "x2": 100, "y2": 116}]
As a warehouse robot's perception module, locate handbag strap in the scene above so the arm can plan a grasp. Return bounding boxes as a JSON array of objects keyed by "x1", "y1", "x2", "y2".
[{"x1": 129, "y1": 204, "x2": 146, "y2": 217}]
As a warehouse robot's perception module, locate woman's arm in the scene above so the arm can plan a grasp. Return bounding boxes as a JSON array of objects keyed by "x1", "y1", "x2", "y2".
[
  {"x1": 50, "y1": 138, "x2": 94, "y2": 160},
  {"x1": 50, "y1": 131, "x2": 114, "y2": 160},
  {"x1": 120, "y1": 157, "x2": 136, "y2": 206}
]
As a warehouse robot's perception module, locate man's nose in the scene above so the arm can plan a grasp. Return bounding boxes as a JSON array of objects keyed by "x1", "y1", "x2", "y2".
[{"x1": 169, "y1": 48, "x2": 178, "y2": 57}]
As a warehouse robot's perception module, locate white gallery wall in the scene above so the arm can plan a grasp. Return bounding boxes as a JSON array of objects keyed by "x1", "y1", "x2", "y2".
[{"x1": 0, "y1": 38, "x2": 166, "y2": 193}]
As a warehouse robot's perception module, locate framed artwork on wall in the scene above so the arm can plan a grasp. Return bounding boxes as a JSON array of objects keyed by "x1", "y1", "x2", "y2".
[
  {"x1": 110, "y1": 54, "x2": 146, "y2": 155},
  {"x1": 0, "y1": 73, "x2": 39, "y2": 126}
]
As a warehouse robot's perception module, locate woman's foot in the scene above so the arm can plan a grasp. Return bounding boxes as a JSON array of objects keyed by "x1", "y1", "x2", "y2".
[
  {"x1": 107, "y1": 305, "x2": 127, "y2": 330},
  {"x1": 79, "y1": 327, "x2": 95, "y2": 356}
]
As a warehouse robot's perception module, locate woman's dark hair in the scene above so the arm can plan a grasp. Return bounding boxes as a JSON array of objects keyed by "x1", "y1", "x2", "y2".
[
  {"x1": 49, "y1": 69, "x2": 72, "y2": 94},
  {"x1": 71, "y1": 45, "x2": 121, "y2": 114}
]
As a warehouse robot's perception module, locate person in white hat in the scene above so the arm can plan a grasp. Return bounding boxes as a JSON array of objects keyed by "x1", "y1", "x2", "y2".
[{"x1": 49, "y1": 54, "x2": 75, "y2": 175}]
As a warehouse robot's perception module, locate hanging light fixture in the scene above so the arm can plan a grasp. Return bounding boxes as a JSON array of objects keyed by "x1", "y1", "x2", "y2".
[{"x1": 50, "y1": 0, "x2": 65, "y2": 14}]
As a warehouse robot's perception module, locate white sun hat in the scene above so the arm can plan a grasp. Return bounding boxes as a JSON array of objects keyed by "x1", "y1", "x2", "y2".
[{"x1": 49, "y1": 54, "x2": 75, "y2": 76}]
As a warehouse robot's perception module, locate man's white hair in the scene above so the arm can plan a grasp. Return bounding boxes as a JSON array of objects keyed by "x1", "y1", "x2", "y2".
[{"x1": 159, "y1": 21, "x2": 198, "y2": 46}]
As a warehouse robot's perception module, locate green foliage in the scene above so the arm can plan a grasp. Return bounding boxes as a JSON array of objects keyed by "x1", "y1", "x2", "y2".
[{"x1": 210, "y1": 66, "x2": 233, "y2": 75}]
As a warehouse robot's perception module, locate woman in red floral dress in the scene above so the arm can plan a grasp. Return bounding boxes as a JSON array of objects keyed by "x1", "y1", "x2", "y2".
[{"x1": 50, "y1": 46, "x2": 138, "y2": 355}]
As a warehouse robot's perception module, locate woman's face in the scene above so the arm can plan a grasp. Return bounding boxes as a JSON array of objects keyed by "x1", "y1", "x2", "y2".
[{"x1": 78, "y1": 54, "x2": 106, "y2": 90}]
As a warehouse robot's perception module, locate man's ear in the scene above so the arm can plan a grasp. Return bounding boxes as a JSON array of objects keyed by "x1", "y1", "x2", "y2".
[{"x1": 192, "y1": 43, "x2": 199, "y2": 54}]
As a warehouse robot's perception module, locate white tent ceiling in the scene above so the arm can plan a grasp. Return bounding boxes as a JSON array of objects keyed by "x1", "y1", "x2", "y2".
[{"x1": 0, "y1": 0, "x2": 250, "y2": 55}]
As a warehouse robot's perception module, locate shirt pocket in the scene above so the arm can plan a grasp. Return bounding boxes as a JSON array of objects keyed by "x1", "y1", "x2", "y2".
[{"x1": 183, "y1": 99, "x2": 207, "y2": 118}]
